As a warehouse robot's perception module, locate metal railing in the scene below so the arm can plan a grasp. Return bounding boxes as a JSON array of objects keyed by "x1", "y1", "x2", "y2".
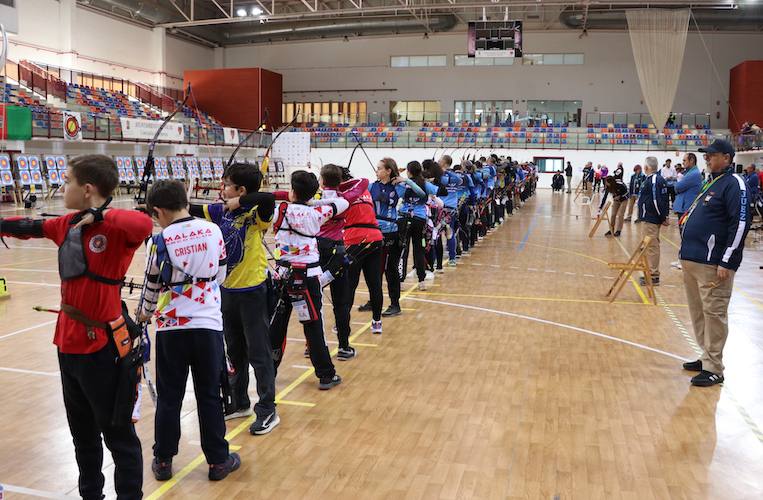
[
  {"x1": 732, "y1": 132, "x2": 763, "y2": 152},
  {"x1": 301, "y1": 129, "x2": 726, "y2": 153},
  {"x1": 584, "y1": 112, "x2": 711, "y2": 129},
  {"x1": 29, "y1": 109, "x2": 268, "y2": 149}
]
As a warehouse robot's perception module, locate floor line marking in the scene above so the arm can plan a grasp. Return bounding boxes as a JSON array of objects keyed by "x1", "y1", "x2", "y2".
[
  {"x1": 410, "y1": 290, "x2": 687, "y2": 307},
  {"x1": 1, "y1": 484, "x2": 77, "y2": 499},
  {"x1": 6, "y1": 280, "x2": 61, "y2": 288},
  {"x1": 0, "y1": 319, "x2": 59, "y2": 341},
  {"x1": 404, "y1": 296, "x2": 688, "y2": 362},
  {"x1": 0, "y1": 366, "x2": 60, "y2": 377},
  {"x1": 147, "y1": 283, "x2": 421, "y2": 499}
]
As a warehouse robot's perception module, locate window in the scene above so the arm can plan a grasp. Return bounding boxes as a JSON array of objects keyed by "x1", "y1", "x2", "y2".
[
  {"x1": 455, "y1": 100, "x2": 514, "y2": 124},
  {"x1": 526, "y1": 100, "x2": 582, "y2": 127},
  {"x1": 523, "y1": 53, "x2": 584, "y2": 65},
  {"x1": 282, "y1": 101, "x2": 367, "y2": 124},
  {"x1": 390, "y1": 101, "x2": 441, "y2": 122},
  {"x1": 534, "y1": 157, "x2": 565, "y2": 174},
  {"x1": 455, "y1": 55, "x2": 515, "y2": 67},
  {"x1": 391, "y1": 55, "x2": 447, "y2": 68}
]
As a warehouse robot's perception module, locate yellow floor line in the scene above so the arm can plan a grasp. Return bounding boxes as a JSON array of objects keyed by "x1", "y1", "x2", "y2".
[
  {"x1": 147, "y1": 283, "x2": 419, "y2": 499},
  {"x1": 277, "y1": 399, "x2": 316, "y2": 408}
]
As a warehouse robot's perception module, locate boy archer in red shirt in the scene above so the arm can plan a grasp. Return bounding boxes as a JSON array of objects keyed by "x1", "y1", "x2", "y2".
[{"x1": 1, "y1": 154, "x2": 153, "y2": 500}]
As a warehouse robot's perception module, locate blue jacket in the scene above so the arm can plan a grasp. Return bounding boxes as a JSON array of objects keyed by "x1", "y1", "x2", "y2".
[
  {"x1": 673, "y1": 166, "x2": 702, "y2": 214},
  {"x1": 679, "y1": 168, "x2": 751, "y2": 271},
  {"x1": 628, "y1": 172, "x2": 645, "y2": 197},
  {"x1": 439, "y1": 171, "x2": 463, "y2": 209},
  {"x1": 745, "y1": 171, "x2": 760, "y2": 202},
  {"x1": 370, "y1": 180, "x2": 423, "y2": 234},
  {"x1": 637, "y1": 173, "x2": 669, "y2": 224}
]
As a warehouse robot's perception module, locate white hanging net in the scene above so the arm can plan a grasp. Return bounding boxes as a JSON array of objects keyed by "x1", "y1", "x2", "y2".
[{"x1": 626, "y1": 8, "x2": 690, "y2": 129}]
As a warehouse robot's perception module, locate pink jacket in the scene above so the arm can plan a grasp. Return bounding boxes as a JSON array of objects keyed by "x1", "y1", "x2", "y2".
[{"x1": 317, "y1": 178, "x2": 369, "y2": 241}]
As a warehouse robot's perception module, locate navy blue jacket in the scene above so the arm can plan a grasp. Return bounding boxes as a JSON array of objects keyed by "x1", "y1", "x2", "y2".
[
  {"x1": 679, "y1": 168, "x2": 751, "y2": 271},
  {"x1": 628, "y1": 172, "x2": 645, "y2": 197},
  {"x1": 637, "y1": 173, "x2": 669, "y2": 224}
]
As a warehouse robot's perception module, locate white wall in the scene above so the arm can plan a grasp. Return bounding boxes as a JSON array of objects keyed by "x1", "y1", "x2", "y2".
[
  {"x1": 165, "y1": 36, "x2": 216, "y2": 83},
  {"x1": 8, "y1": 0, "x2": 212, "y2": 88},
  {"x1": 224, "y1": 31, "x2": 763, "y2": 128}
]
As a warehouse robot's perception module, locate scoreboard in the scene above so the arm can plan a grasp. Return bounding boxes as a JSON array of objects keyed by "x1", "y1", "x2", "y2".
[{"x1": 467, "y1": 20, "x2": 523, "y2": 58}]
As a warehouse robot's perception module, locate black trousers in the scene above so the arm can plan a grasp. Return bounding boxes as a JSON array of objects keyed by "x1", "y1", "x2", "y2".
[
  {"x1": 401, "y1": 216, "x2": 427, "y2": 282},
  {"x1": 458, "y1": 204, "x2": 471, "y2": 252},
  {"x1": 270, "y1": 274, "x2": 336, "y2": 379},
  {"x1": 154, "y1": 329, "x2": 229, "y2": 465},
  {"x1": 221, "y1": 286, "x2": 276, "y2": 417},
  {"x1": 318, "y1": 241, "x2": 352, "y2": 348},
  {"x1": 381, "y1": 231, "x2": 402, "y2": 307},
  {"x1": 58, "y1": 345, "x2": 143, "y2": 500},
  {"x1": 348, "y1": 241, "x2": 383, "y2": 322}
]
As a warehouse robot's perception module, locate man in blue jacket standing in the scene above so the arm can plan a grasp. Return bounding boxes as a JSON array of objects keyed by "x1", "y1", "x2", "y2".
[
  {"x1": 679, "y1": 139, "x2": 751, "y2": 387},
  {"x1": 671, "y1": 153, "x2": 703, "y2": 269},
  {"x1": 636, "y1": 157, "x2": 669, "y2": 285}
]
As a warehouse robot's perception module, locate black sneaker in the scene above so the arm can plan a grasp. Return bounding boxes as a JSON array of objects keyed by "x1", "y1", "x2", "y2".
[
  {"x1": 304, "y1": 346, "x2": 310, "y2": 358},
  {"x1": 682, "y1": 360, "x2": 702, "y2": 372},
  {"x1": 318, "y1": 374, "x2": 342, "y2": 390},
  {"x1": 691, "y1": 370, "x2": 724, "y2": 387},
  {"x1": 604, "y1": 230, "x2": 612, "y2": 237},
  {"x1": 357, "y1": 301, "x2": 372, "y2": 312},
  {"x1": 382, "y1": 304, "x2": 402, "y2": 317},
  {"x1": 337, "y1": 346, "x2": 356, "y2": 361},
  {"x1": 249, "y1": 411, "x2": 280, "y2": 435},
  {"x1": 152, "y1": 458, "x2": 173, "y2": 481},
  {"x1": 209, "y1": 453, "x2": 241, "y2": 481},
  {"x1": 639, "y1": 276, "x2": 660, "y2": 286},
  {"x1": 614, "y1": 231, "x2": 621, "y2": 237}
]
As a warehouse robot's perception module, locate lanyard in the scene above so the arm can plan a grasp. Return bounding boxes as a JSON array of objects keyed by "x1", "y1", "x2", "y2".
[{"x1": 679, "y1": 173, "x2": 725, "y2": 230}]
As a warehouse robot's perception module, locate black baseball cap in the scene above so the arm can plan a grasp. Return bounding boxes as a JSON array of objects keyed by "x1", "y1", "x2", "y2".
[{"x1": 699, "y1": 139, "x2": 735, "y2": 157}]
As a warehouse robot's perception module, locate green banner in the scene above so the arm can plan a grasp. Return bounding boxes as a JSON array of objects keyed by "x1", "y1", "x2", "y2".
[{"x1": 0, "y1": 105, "x2": 33, "y2": 140}]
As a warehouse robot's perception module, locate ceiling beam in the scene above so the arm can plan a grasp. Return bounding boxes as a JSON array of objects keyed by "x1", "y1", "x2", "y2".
[
  {"x1": 210, "y1": 0, "x2": 230, "y2": 17},
  {"x1": 301, "y1": 0, "x2": 318, "y2": 12},
  {"x1": 168, "y1": 0, "x2": 191, "y2": 22},
  {"x1": 157, "y1": 1, "x2": 736, "y2": 28},
  {"x1": 255, "y1": 0, "x2": 273, "y2": 15}
]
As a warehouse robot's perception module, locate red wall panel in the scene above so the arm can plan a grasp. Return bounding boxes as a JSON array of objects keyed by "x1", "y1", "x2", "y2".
[
  {"x1": 729, "y1": 60, "x2": 763, "y2": 133},
  {"x1": 183, "y1": 68, "x2": 282, "y2": 130}
]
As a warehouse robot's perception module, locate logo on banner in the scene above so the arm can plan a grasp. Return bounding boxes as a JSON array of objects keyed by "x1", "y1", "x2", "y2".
[{"x1": 63, "y1": 111, "x2": 82, "y2": 141}]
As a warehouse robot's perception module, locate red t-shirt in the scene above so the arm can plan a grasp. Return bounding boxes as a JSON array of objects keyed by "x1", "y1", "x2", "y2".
[
  {"x1": 43, "y1": 209, "x2": 153, "y2": 354},
  {"x1": 342, "y1": 184, "x2": 382, "y2": 247}
]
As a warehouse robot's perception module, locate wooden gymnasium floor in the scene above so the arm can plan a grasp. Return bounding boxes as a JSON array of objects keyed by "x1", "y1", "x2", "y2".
[{"x1": 1, "y1": 190, "x2": 762, "y2": 499}]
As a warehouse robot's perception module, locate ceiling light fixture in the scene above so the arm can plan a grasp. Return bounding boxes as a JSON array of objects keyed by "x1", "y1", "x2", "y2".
[
  {"x1": 251, "y1": 6, "x2": 263, "y2": 16},
  {"x1": 236, "y1": 7, "x2": 247, "y2": 17}
]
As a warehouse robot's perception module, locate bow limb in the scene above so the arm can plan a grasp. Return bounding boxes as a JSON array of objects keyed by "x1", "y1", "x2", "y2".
[
  {"x1": 225, "y1": 108, "x2": 270, "y2": 174},
  {"x1": 135, "y1": 83, "x2": 191, "y2": 206}
]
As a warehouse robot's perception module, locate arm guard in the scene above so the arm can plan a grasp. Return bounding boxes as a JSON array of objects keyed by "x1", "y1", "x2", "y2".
[{"x1": 0, "y1": 217, "x2": 45, "y2": 239}]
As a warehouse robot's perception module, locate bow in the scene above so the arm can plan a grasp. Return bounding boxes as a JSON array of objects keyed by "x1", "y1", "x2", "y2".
[
  {"x1": 347, "y1": 129, "x2": 376, "y2": 173},
  {"x1": 224, "y1": 108, "x2": 270, "y2": 176},
  {"x1": 261, "y1": 106, "x2": 301, "y2": 178},
  {"x1": 135, "y1": 83, "x2": 192, "y2": 207}
]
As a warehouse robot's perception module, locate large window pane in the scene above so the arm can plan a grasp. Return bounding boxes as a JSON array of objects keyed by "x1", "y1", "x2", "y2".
[
  {"x1": 543, "y1": 54, "x2": 564, "y2": 65},
  {"x1": 455, "y1": 55, "x2": 474, "y2": 66},
  {"x1": 391, "y1": 56, "x2": 409, "y2": 67},
  {"x1": 428, "y1": 55, "x2": 447, "y2": 67},
  {"x1": 564, "y1": 53, "x2": 584, "y2": 64}
]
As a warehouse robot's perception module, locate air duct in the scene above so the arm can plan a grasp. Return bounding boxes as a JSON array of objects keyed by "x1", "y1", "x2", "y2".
[
  {"x1": 560, "y1": 6, "x2": 763, "y2": 31},
  {"x1": 222, "y1": 15, "x2": 459, "y2": 43}
]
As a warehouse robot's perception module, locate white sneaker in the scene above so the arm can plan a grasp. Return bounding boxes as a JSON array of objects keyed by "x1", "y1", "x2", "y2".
[
  {"x1": 670, "y1": 261, "x2": 682, "y2": 270},
  {"x1": 225, "y1": 407, "x2": 254, "y2": 421},
  {"x1": 417, "y1": 281, "x2": 428, "y2": 291},
  {"x1": 436, "y1": 268, "x2": 445, "y2": 274},
  {"x1": 371, "y1": 320, "x2": 382, "y2": 335},
  {"x1": 425, "y1": 271, "x2": 435, "y2": 281}
]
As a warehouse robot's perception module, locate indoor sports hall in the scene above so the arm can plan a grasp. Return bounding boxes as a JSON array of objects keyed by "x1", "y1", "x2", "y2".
[{"x1": 0, "y1": 1, "x2": 762, "y2": 499}]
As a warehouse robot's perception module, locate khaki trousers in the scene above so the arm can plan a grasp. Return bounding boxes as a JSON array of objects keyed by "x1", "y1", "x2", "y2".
[
  {"x1": 640, "y1": 222, "x2": 661, "y2": 277},
  {"x1": 610, "y1": 199, "x2": 627, "y2": 232},
  {"x1": 681, "y1": 260, "x2": 735, "y2": 375},
  {"x1": 625, "y1": 196, "x2": 637, "y2": 220}
]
